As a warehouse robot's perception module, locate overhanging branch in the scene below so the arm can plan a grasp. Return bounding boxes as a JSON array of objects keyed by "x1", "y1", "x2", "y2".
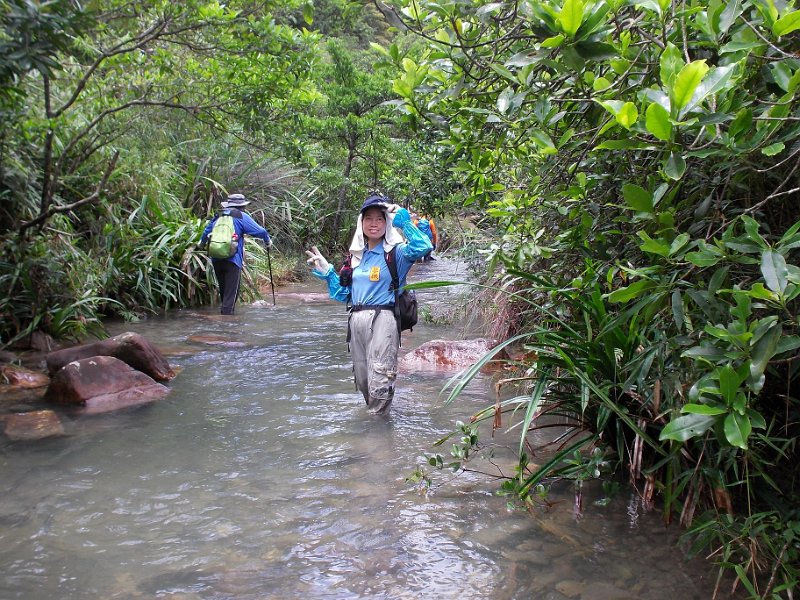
[{"x1": 19, "y1": 151, "x2": 120, "y2": 236}]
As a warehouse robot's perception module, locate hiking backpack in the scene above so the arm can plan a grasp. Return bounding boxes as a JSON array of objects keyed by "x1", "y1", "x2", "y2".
[{"x1": 207, "y1": 209, "x2": 242, "y2": 259}]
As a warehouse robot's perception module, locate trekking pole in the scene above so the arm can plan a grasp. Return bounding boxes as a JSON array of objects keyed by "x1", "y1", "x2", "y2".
[{"x1": 266, "y1": 244, "x2": 276, "y2": 305}]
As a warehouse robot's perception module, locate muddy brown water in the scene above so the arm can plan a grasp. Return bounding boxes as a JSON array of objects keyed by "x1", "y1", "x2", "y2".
[{"x1": 0, "y1": 258, "x2": 722, "y2": 599}]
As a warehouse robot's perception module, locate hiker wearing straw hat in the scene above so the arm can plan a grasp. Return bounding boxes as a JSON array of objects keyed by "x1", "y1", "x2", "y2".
[{"x1": 200, "y1": 193, "x2": 273, "y2": 315}]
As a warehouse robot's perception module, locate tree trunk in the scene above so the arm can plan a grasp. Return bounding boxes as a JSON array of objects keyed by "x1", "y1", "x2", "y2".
[{"x1": 331, "y1": 140, "x2": 356, "y2": 241}]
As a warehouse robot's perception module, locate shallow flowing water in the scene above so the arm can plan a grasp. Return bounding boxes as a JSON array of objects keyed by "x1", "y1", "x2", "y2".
[{"x1": 0, "y1": 258, "x2": 721, "y2": 599}]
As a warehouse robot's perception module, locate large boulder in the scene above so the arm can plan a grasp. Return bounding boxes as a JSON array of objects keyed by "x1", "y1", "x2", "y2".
[
  {"x1": 399, "y1": 338, "x2": 508, "y2": 372},
  {"x1": 45, "y1": 355, "x2": 170, "y2": 415},
  {"x1": 46, "y1": 332, "x2": 175, "y2": 382}
]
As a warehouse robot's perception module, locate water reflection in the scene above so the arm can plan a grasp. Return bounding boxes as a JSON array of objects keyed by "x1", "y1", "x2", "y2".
[{"x1": 0, "y1": 258, "x2": 720, "y2": 599}]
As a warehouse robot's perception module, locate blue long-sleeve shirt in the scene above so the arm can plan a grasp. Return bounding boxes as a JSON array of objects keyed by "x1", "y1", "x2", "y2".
[
  {"x1": 314, "y1": 209, "x2": 433, "y2": 305},
  {"x1": 200, "y1": 209, "x2": 271, "y2": 269}
]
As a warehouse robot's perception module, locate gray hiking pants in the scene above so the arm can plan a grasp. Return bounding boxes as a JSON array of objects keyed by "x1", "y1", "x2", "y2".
[{"x1": 349, "y1": 309, "x2": 399, "y2": 414}]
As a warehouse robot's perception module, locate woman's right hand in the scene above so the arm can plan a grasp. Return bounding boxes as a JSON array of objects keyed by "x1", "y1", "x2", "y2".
[{"x1": 305, "y1": 246, "x2": 331, "y2": 274}]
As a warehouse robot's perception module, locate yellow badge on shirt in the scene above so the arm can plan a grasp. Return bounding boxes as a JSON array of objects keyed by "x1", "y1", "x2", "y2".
[{"x1": 369, "y1": 266, "x2": 381, "y2": 281}]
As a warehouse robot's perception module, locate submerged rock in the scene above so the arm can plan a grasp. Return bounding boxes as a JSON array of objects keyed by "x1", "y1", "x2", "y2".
[
  {"x1": 3, "y1": 410, "x2": 65, "y2": 441},
  {"x1": 0, "y1": 364, "x2": 50, "y2": 388},
  {"x1": 186, "y1": 335, "x2": 248, "y2": 347}
]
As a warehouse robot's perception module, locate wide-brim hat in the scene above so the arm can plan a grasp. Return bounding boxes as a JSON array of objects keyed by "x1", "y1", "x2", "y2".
[{"x1": 222, "y1": 193, "x2": 250, "y2": 208}]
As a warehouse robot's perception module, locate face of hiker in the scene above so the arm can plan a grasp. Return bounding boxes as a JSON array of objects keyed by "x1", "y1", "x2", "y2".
[{"x1": 362, "y1": 207, "x2": 386, "y2": 247}]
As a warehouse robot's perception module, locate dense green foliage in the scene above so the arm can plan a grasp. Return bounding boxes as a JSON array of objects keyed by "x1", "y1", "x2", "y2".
[
  {"x1": 0, "y1": 0, "x2": 322, "y2": 343},
  {"x1": 385, "y1": 0, "x2": 800, "y2": 595},
  {"x1": 2, "y1": 0, "x2": 800, "y2": 596}
]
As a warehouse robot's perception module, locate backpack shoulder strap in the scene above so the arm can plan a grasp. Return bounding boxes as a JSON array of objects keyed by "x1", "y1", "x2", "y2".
[
  {"x1": 384, "y1": 246, "x2": 399, "y2": 291},
  {"x1": 384, "y1": 246, "x2": 403, "y2": 340}
]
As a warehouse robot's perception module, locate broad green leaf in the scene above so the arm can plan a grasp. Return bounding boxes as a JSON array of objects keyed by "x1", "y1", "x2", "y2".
[
  {"x1": 659, "y1": 44, "x2": 684, "y2": 88},
  {"x1": 559, "y1": 0, "x2": 586, "y2": 37},
  {"x1": 709, "y1": 265, "x2": 730, "y2": 294},
  {"x1": 788, "y1": 69, "x2": 800, "y2": 93},
  {"x1": 616, "y1": 102, "x2": 638, "y2": 128},
  {"x1": 641, "y1": 88, "x2": 671, "y2": 110},
  {"x1": 597, "y1": 99, "x2": 625, "y2": 115},
  {"x1": 664, "y1": 152, "x2": 686, "y2": 180},
  {"x1": 761, "y1": 250, "x2": 788, "y2": 293},
  {"x1": 747, "y1": 283, "x2": 777, "y2": 300},
  {"x1": 742, "y1": 216, "x2": 767, "y2": 248},
  {"x1": 729, "y1": 108, "x2": 753, "y2": 139},
  {"x1": 645, "y1": 102, "x2": 672, "y2": 140},
  {"x1": 638, "y1": 232, "x2": 670, "y2": 256},
  {"x1": 506, "y1": 51, "x2": 539, "y2": 67},
  {"x1": 497, "y1": 87, "x2": 515, "y2": 113},
  {"x1": 682, "y1": 64, "x2": 737, "y2": 115},
  {"x1": 720, "y1": 40, "x2": 766, "y2": 54},
  {"x1": 670, "y1": 233, "x2": 690, "y2": 255},
  {"x1": 708, "y1": 0, "x2": 725, "y2": 36},
  {"x1": 682, "y1": 403, "x2": 727, "y2": 416},
  {"x1": 776, "y1": 335, "x2": 800, "y2": 355},
  {"x1": 771, "y1": 61, "x2": 794, "y2": 92},
  {"x1": 541, "y1": 34, "x2": 566, "y2": 48},
  {"x1": 531, "y1": 128, "x2": 557, "y2": 154},
  {"x1": 369, "y1": 42, "x2": 391, "y2": 57},
  {"x1": 636, "y1": 0, "x2": 662, "y2": 16},
  {"x1": 723, "y1": 412, "x2": 751, "y2": 449},
  {"x1": 757, "y1": 0, "x2": 779, "y2": 25},
  {"x1": 718, "y1": 0, "x2": 742, "y2": 35},
  {"x1": 746, "y1": 408, "x2": 767, "y2": 430},
  {"x1": 778, "y1": 219, "x2": 800, "y2": 248},
  {"x1": 607, "y1": 279, "x2": 655, "y2": 303},
  {"x1": 574, "y1": 42, "x2": 617, "y2": 60},
  {"x1": 688, "y1": 375, "x2": 721, "y2": 402},
  {"x1": 718, "y1": 364, "x2": 739, "y2": 405},
  {"x1": 434, "y1": 30, "x2": 451, "y2": 44},
  {"x1": 622, "y1": 183, "x2": 653, "y2": 212},
  {"x1": 477, "y1": 2, "x2": 505, "y2": 19},
  {"x1": 683, "y1": 345, "x2": 726, "y2": 361},
  {"x1": 659, "y1": 413, "x2": 715, "y2": 442},
  {"x1": 774, "y1": 10, "x2": 800, "y2": 36},
  {"x1": 750, "y1": 324, "x2": 780, "y2": 380},
  {"x1": 302, "y1": 2, "x2": 314, "y2": 24},
  {"x1": 593, "y1": 76, "x2": 611, "y2": 91},
  {"x1": 762, "y1": 142, "x2": 785, "y2": 156},
  {"x1": 671, "y1": 60, "x2": 710, "y2": 113},
  {"x1": 686, "y1": 251, "x2": 721, "y2": 267},
  {"x1": 611, "y1": 57, "x2": 630, "y2": 74},
  {"x1": 732, "y1": 391, "x2": 747, "y2": 413},
  {"x1": 578, "y1": 1, "x2": 611, "y2": 37},
  {"x1": 392, "y1": 79, "x2": 413, "y2": 98}
]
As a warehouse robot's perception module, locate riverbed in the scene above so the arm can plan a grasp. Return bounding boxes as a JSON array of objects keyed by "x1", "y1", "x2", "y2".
[{"x1": 0, "y1": 257, "x2": 721, "y2": 599}]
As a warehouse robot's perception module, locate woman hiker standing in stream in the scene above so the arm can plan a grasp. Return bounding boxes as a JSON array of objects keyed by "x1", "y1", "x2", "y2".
[{"x1": 305, "y1": 194, "x2": 433, "y2": 414}]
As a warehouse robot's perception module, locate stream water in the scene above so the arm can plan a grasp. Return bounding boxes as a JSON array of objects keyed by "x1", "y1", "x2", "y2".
[{"x1": 0, "y1": 257, "x2": 721, "y2": 599}]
